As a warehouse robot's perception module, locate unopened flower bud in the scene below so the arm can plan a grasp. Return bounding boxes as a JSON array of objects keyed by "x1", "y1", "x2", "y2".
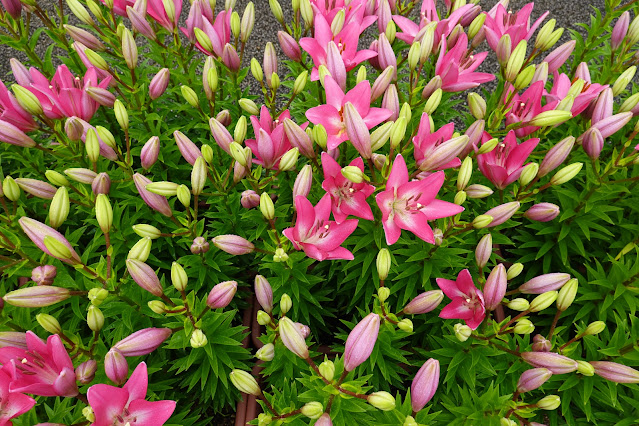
[
  {"x1": 87, "y1": 305, "x2": 104, "y2": 331},
  {"x1": 88, "y1": 288, "x2": 108, "y2": 306},
  {"x1": 584, "y1": 321, "x2": 605, "y2": 336},
  {"x1": 36, "y1": 313, "x2": 62, "y2": 334},
  {"x1": 48, "y1": 187, "x2": 69, "y2": 229},
  {"x1": 256, "y1": 343, "x2": 275, "y2": 361},
  {"x1": 376, "y1": 248, "x2": 391, "y2": 281},
  {"x1": 454, "y1": 323, "x2": 472, "y2": 342},
  {"x1": 259, "y1": 192, "x2": 275, "y2": 220},
  {"x1": 319, "y1": 360, "x2": 335, "y2": 381},
  {"x1": 148, "y1": 300, "x2": 166, "y2": 314},
  {"x1": 519, "y1": 163, "x2": 538, "y2": 186},
  {"x1": 529, "y1": 291, "x2": 558, "y2": 312},
  {"x1": 537, "y1": 395, "x2": 560, "y2": 410},
  {"x1": 95, "y1": 194, "x2": 113, "y2": 234},
  {"x1": 301, "y1": 402, "x2": 323, "y2": 419},
  {"x1": 207, "y1": 281, "x2": 237, "y2": 309},
  {"x1": 132, "y1": 224, "x2": 161, "y2": 239},
  {"x1": 367, "y1": 391, "x2": 395, "y2": 411},
  {"x1": 279, "y1": 317, "x2": 308, "y2": 358},
  {"x1": 280, "y1": 293, "x2": 292, "y2": 314},
  {"x1": 514, "y1": 319, "x2": 535, "y2": 334},
  {"x1": 127, "y1": 237, "x2": 151, "y2": 262},
  {"x1": 239, "y1": 98, "x2": 259, "y2": 115},
  {"x1": 577, "y1": 360, "x2": 595, "y2": 376},
  {"x1": 257, "y1": 310, "x2": 271, "y2": 325},
  {"x1": 477, "y1": 137, "x2": 499, "y2": 154},
  {"x1": 507, "y1": 263, "x2": 524, "y2": 280},
  {"x1": 230, "y1": 369, "x2": 261, "y2": 396},
  {"x1": 190, "y1": 329, "x2": 208, "y2": 348},
  {"x1": 113, "y1": 99, "x2": 128, "y2": 131},
  {"x1": 397, "y1": 318, "x2": 413, "y2": 332},
  {"x1": 11, "y1": 84, "x2": 43, "y2": 116},
  {"x1": 507, "y1": 298, "x2": 530, "y2": 311},
  {"x1": 472, "y1": 214, "x2": 494, "y2": 229},
  {"x1": 341, "y1": 166, "x2": 367, "y2": 183},
  {"x1": 45, "y1": 170, "x2": 70, "y2": 187},
  {"x1": 212, "y1": 235, "x2": 254, "y2": 255}
]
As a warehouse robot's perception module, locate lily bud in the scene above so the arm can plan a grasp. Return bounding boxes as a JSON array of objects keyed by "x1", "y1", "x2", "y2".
[
  {"x1": 92, "y1": 172, "x2": 111, "y2": 195},
  {"x1": 45, "y1": 170, "x2": 70, "y2": 187},
  {"x1": 524, "y1": 203, "x2": 560, "y2": 222},
  {"x1": 15, "y1": 178, "x2": 56, "y2": 199},
  {"x1": 485, "y1": 202, "x2": 520, "y2": 227},
  {"x1": 239, "y1": 98, "x2": 259, "y2": 115},
  {"x1": 403, "y1": 290, "x2": 444, "y2": 314},
  {"x1": 87, "y1": 305, "x2": 104, "y2": 331},
  {"x1": 132, "y1": 224, "x2": 161, "y2": 239},
  {"x1": 475, "y1": 233, "x2": 492, "y2": 268},
  {"x1": 146, "y1": 181, "x2": 179, "y2": 196},
  {"x1": 95, "y1": 194, "x2": 113, "y2": 234},
  {"x1": 532, "y1": 334, "x2": 551, "y2": 352},
  {"x1": 483, "y1": 264, "x2": 507, "y2": 311},
  {"x1": 279, "y1": 317, "x2": 309, "y2": 359},
  {"x1": 149, "y1": 68, "x2": 170, "y2": 100},
  {"x1": 507, "y1": 298, "x2": 530, "y2": 311},
  {"x1": 410, "y1": 358, "x2": 439, "y2": 412},
  {"x1": 505, "y1": 40, "x2": 527, "y2": 82},
  {"x1": 341, "y1": 166, "x2": 366, "y2": 183},
  {"x1": 521, "y1": 352, "x2": 578, "y2": 374},
  {"x1": 376, "y1": 249, "x2": 391, "y2": 281},
  {"x1": 519, "y1": 163, "x2": 538, "y2": 186},
  {"x1": 207, "y1": 281, "x2": 238, "y2": 308},
  {"x1": 280, "y1": 293, "x2": 292, "y2": 315},
  {"x1": 11, "y1": 84, "x2": 43, "y2": 116},
  {"x1": 121, "y1": 28, "x2": 137, "y2": 69},
  {"x1": 179, "y1": 184, "x2": 193, "y2": 206},
  {"x1": 240, "y1": 2, "x2": 255, "y2": 43},
  {"x1": 301, "y1": 402, "x2": 323, "y2": 419},
  {"x1": 114, "y1": 327, "x2": 171, "y2": 356},
  {"x1": 230, "y1": 369, "x2": 261, "y2": 395},
  {"x1": 529, "y1": 291, "x2": 558, "y2": 312},
  {"x1": 255, "y1": 275, "x2": 273, "y2": 313},
  {"x1": 36, "y1": 313, "x2": 62, "y2": 334},
  {"x1": 76, "y1": 360, "x2": 97, "y2": 385},
  {"x1": 212, "y1": 235, "x2": 254, "y2": 255},
  {"x1": 584, "y1": 321, "x2": 606, "y2": 336},
  {"x1": 343, "y1": 102, "x2": 372, "y2": 159},
  {"x1": 49, "y1": 187, "x2": 69, "y2": 229},
  {"x1": 257, "y1": 310, "x2": 271, "y2": 325},
  {"x1": 190, "y1": 237, "x2": 209, "y2": 255},
  {"x1": 397, "y1": 319, "x2": 413, "y2": 332},
  {"x1": 537, "y1": 395, "x2": 560, "y2": 410},
  {"x1": 454, "y1": 323, "x2": 472, "y2": 341},
  {"x1": 590, "y1": 361, "x2": 639, "y2": 383},
  {"x1": 3, "y1": 286, "x2": 70, "y2": 307},
  {"x1": 528, "y1": 110, "x2": 572, "y2": 127},
  {"x1": 367, "y1": 391, "x2": 395, "y2": 411},
  {"x1": 283, "y1": 119, "x2": 314, "y2": 158},
  {"x1": 126, "y1": 259, "x2": 164, "y2": 297},
  {"x1": 344, "y1": 313, "x2": 380, "y2": 371},
  {"x1": 319, "y1": 360, "x2": 335, "y2": 381},
  {"x1": 31, "y1": 265, "x2": 57, "y2": 286},
  {"x1": 472, "y1": 214, "x2": 494, "y2": 229},
  {"x1": 19, "y1": 217, "x2": 82, "y2": 265},
  {"x1": 517, "y1": 368, "x2": 552, "y2": 393},
  {"x1": 259, "y1": 192, "x2": 275, "y2": 220},
  {"x1": 256, "y1": 343, "x2": 275, "y2": 361},
  {"x1": 105, "y1": 348, "x2": 128, "y2": 385},
  {"x1": 556, "y1": 278, "x2": 578, "y2": 311},
  {"x1": 190, "y1": 329, "x2": 208, "y2": 348},
  {"x1": 468, "y1": 93, "x2": 486, "y2": 119},
  {"x1": 371, "y1": 66, "x2": 395, "y2": 102},
  {"x1": 148, "y1": 300, "x2": 167, "y2": 314},
  {"x1": 279, "y1": 148, "x2": 299, "y2": 171},
  {"x1": 514, "y1": 319, "x2": 535, "y2": 334},
  {"x1": 293, "y1": 71, "x2": 308, "y2": 95},
  {"x1": 465, "y1": 184, "x2": 494, "y2": 199},
  {"x1": 477, "y1": 137, "x2": 498, "y2": 154},
  {"x1": 519, "y1": 273, "x2": 571, "y2": 294},
  {"x1": 577, "y1": 360, "x2": 595, "y2": 376}
]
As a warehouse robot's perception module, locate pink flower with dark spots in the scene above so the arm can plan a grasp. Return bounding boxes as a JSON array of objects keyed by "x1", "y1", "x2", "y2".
[
  {"x1": 483, "y1": 2, "x2": 549, "y2": 52},
  {"x1": 245, "y1": 106, "x2": 292, "y2": 170},
  {"x1": 87, "y1": 362, "x2": 176, "y2": 426},
  {"x1": 321, "y1": 152, "x2": 375, "y2": 223},
  {"x1": 434, "y1": 33, "x2": 495, "y2": 92},
  {"x1": 306, "y1": 76, "x2": 391, "y2": 151},
  {"x1": 437, "y1": 269, "x2": 485, "y2": 330},
  {"x1": 283, "y1": 194, "x2": 358, "y2": 261},
  {"x1": 0, "y1": 331, "x2": 78, "y2": 397},
  {"x1": 375, "y1": 154, "x2": 463, "y2": 245},
  {"x1": 477, "y1": 130, "x2": 539, "y2": 189}
]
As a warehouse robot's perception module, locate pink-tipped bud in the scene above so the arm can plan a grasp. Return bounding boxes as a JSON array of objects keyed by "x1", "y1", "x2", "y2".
[
  {"x1": 65, "y1": 117, "x2": 84, "y2": 141},
  {"x1": 212, "y1": 235, "x2": 254, "y2": 255},
  {"x1": 64, "y1": 25, "x2": 105, "y2": 51},
  {"x1": 496, "y1": 34, "x2": 512, "y2": 67},
  {"x1": 538, "y1": 136, "x2": 575, "y2": 177},
  {"x1": 207, "y1": 281, "x2": 238, "y2": 308},
  {"x1": 15, "y1": 178, "x2": 56, "y2": 199},
  {"x1": 19, "y1": 217, "x2": 82, "y2": 265},
  {"x1": 127, "y1": 6, "x2": 157, "y2": 40},
  {"x1": 483, "y1": 264, "x2": 507, "y2": 311},
  {"x1": 126, "y1": 259, "x2": 164, "y2": 297},
  {"x1": 279, "y1": 317, "x2": 309, "y2": 359},
  {"x1": 140, "y1": 136, "x2": 160, "y2": 169},
  {"x1": 31, "y1": 265, "x2": 57, "y2": 285},
  {"x1": 1, "y1": 0, "x2": 22, "y2": 19},
  {"x1": 255, "y1": 275, "x2": 274, "y2": 313},
  {"x1": 209, "y1": 117, "x2": 233, "y2": 154},
  {"x1": 377, "y1": 34, "x2": 397, "y2": 79},
  {"x1": 149, "y1": 68, "x2": 170, "y2": 100},
  {"x1": 114, "y1": 328, "x2": 172, "y2": 357},
  {"x1": 263, "y1": 42, "x2": 278, "y2": 87},
  {"x1": 382, "y1": 84, "x2": 400, "y2": 121},
  {"x1": 521, "y1": 352, "x2": 578, "y2": 374},
  {"x1": 592, "y1": 112, "x2": 632, "y2": 138},
  {"x1": 216, "y1": 110, "x2": 231, "y2": 127},
  {"x1": 283, "y1": 119, "x2": 314, "y2": 158},
  {"x1": 524, "y1": 203, "x2": 560, "y2": 222},
  {"x1": 65, "y1": 167, "x2": 98, "y2": 184},
  {"x1": 517, "y1": 368, "x2": 552, "y2": 393},
  {"x1": 402, "y1": 290, "x2": 444, "y2": 314},
  {"x1": 484, "y1": 202, "x2": 520, "y2": 227},
  {"x1": 463, "y1": 119, "x2": 485, "y2": 156},
  {"x1": 91, "y1": 172, "x2": 111, "y2": 195},
  {"x1": 173, "y1": 131, "x2": 202, "y2": 165},
  {"x1": 612, "y1": 11, "x2": 630, "y2": 51},
  {"x1": 519, "y1": 273, "x2": 571, "y2": 294},
  {"x1": 0, "y1": 332, "x2": 28, "y2": 349},
  {"x1": 344, "y1": 313, "x2": 380, "y2": 371},
  {"x1": 293, "y1": 165, "x2": 313, "y2": 201},
  {"x1": 277, "y1": 31, "x2": 301, "y2": 61},
  {"x1": 532, "y1": 334, "x2": 552, "y2": 352},
  {"x1": 76, "y1": 360, "x2": 97, "y2": 385},
  {"x1": 222, "y1": 43, "x2": 240, "y2": 71},
  {"x1": 371, "y1": 66, "x2": 395, "y2": 102},
  {"x1": 105, "y1": 348, "x2": 128, "y2": 385},
  {"x1": 343, "y1": 102, "x2": 372, "y2": 159},
  {"x1": 592, "y1": 88, "x2": 613, "y2": 125},
  {"x1": 86, "y1": 87, "x2": 115, "y2": 107},
  {"x1": 543, "y1": 40, "x2": 576, "y2": 73},
  {"x1": 295, "y1": 322, "x2": 311, "y2": 338},
  {"x1": 316, "y1": 413, "x2": 333, "y2": 426},
  {"x1": 410, "y1": 358, "x2": 439, "y2": 412},
  {"x1": 475, "y1": 233, "x2": 492, "y2": 268},
  {"x1": 3, "y1": 285, "x2": 70, "y2": 307},
  {"x1": 326, "y1": 41, "x2": 347, "y2": 91},
  {"x1": 590, "y1": 361, "x2": 639, "y2": 383},
  {"x1": 190, "y1": 236, "x2": 210, "y2": 254},
  {"x1": 132, "y1": 173, "x2": 172, "y2": 217},
  {"x1": 240, "y1": 190, "x2": 260, "y2": 209},
  {"x1": 582, "y1": 127, "x2": 604, "y2": 160}
]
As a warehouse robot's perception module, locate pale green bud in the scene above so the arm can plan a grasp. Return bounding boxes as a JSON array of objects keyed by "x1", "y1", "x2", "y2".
[
  {"x1": 87, "y1": 305, "x2": 104, "y2": 331},
  {"x1": 181, "y1": 85, "x2": 200, "y2": 108},
  {"x1": 468, "y1": 93, "x2": 486, "y2": 119},
  {"x1": 132, "y1": 224, "x2": 161, "y2": 239},
  {"x1": 404, "y1": 416, "x2": 418, "y2": 426},
  {"x1": 556, "y1": 278, "x2": 578, "y2": 311},
  {"x1": 529, "y1": 291, "x2": 558, "y2": 312},
  {"x1": 148, "y1": 300, "x2": 167, "y2": 314},
  {"x1": 11, "y1": 84, "x2": 43, "y2": 116},
  {"x1": 234, "y1": 116, "x2": 247, "y2": 144},
  {"x1": 313, "y1": 125, "x2": 327, "y2": 150},
  {"x1": 190, "y1": 329, "x2": 208, "y2": 348},
  {"x1": 477, "y1": 138, "x2": 499, "y2": 154},
  {"x1": 528, "y1": 110, "x2": 572, "y2": 127},
  {"x1": 577, "y1": 360, "x2": 595, "y2": 376},
  {"x1": 356, "y1": 66, "x2": 367, "y2": 84},
  {"x1": 201, "y1": 144, "x2": 214, "y2": 164},
  {"x1": 113, "y1": 99, "x2": 128, "y2": 130},
  {"x1": 468, "y1": 13, "x2": 486, "y2": 39},
  {"x1": 397, "y1": 318, "x2": 413, "y2": 333},
  {"x1": 49, "y1": 187, "x2": 69, "y2": 229},
  {"x1": 95, "y1": 194, "x2": 112, "y2": 234},
  {"x1": 145, "y1": 181, "x2": 179, "y2": 196},
  {"x1": 176, "y1": 184, "x2": 191, "y2": 207},
  {"x1": 45, "y1": 171, "x2": 69, "y2": 187},
  {"x1": 454, "y1": 323, "x2": 472, "y2": 341},
  {"x1": 67, "y1": 0, "x2": 94, "y2": 25},
  {"x1": 584, "y1": 321, "x2": 605, "y2": 336},
  {"x1": 37, "y1": 313, "x2": 62, "y2": 334},
  {"x1": 454, "y1": 191, "x2": 467, "y2": 205},
  {"x1": 408, "y1": 41, "x2": 421, "y2": 70},
  {"x1": 319, "y1": 359, "x2": 335, "y2": 381},
  {"x1": 280, "y1": 293, "x2": 292, "y2": 315},
  {"x1": 370, "y1": 122, "x2": 393, "y2": 151},
  {"x1": 535, "y1": 19, "x2": 557, "y2": 50},
  {"x1": 96, "y1": 126, "x2": 116, "y2": 149},
  {"x1": 85, "y1": 129, "x2": 100, "y2": 163},
  {"x1": 3, "y1": 176, "x2": 20, "y2": 201},
  {"x1": 88, "y1": 288, "x2": 108, "y2": 306},
  {"x1": 341, "y1": 166, "x2": 367, "y2": 183},
  {"x1": 505, "y1": 40, "x2": 527, "y2": 82},
  {"x1": 171, "y1": 262, "x2": 188, "y2": 292},
  {"x1": 390, "y1": 117, "x2": 407, "y2": 148},
  {"x1": 513, "y1": 319, "x2": 535, "y2": 334},
  {"x1": 423, "y1": 88, "x2": 442, "y2": 115},
  {"x1": 43, "y1": 235, "x2": 74, "y2": 262},
  {"x1": 473, "y1": 215, "x2": 494, "y2": 229},
  {"x1": 273, "y1": 248, "x2": 289, "y2": 262},
  {"x1": 376, "y1": 248, "x2": 391, "y2": 281},
  {"x1": 250, "y1": 58, "x2": 263, "y2": 82},
  {"x1": 367, "y1": 391, "x2": 395, "y2": 411},
  {"x1": 230, "y1": 11, "x2": 240, "y2": 39},
  {"x1": 301, "y1": 402, "x2": 323, "y2": 419},
  {"x1": 84, "y1": 48, "x2": 109, "y2": 71},
  {"x1": 191, "y1": 157, "x2": 207, "y2": 196},
  {"x1": 613, "y1": 66, "x2": 636, "y2": 96},
  {"x1": 378, "y1": 287, "x2": 390, "y2": 302},
  {"x1": 293, "y1": 71, "x2": 308, "y2": 95},
  {"x1": 457, "y1": 157, "x2": 472, "y2": 190},
  {"x1": 230, "y1": 369, "x2": 261, "y2": 396},
  {"x1": 514, "y1": 64, "x2": 536, "y2": 90},
  {"x1": 507, "y1": 298, "x2": 530, "y2": 311},
  {"x1": 256, "y1": 343, "x2": 275, "y2": 361},
  {"x1": 507, "y1": 263, "x2": 524, "y2": 280},
  {"x1": 519, "y1": 163, "x2": 538, "y2": 186},
  {"x1": 619, "y1": 92, "x2": 639, "y2": 113},
  {"x1": 260, "y1": 192, "x2": 274, "y2": 220},
  {"x1": 278, "y1": 148, "x2": 299, "y2": 171},
  {"x1": 127, "y1": 237, "x2": 152, "y2": 262},
  {"x1": 550, "y1": 163, "x2": 583, "y2": 185},
  {"x1": 257, "y1": 310, "x2": 271, "y2": 325},
  {"x1": 537, "y1": 395, "x2": 560, "y2": 410},
  {"x1": 239, "y1": 98, "x2": 260, "y2": 115}
]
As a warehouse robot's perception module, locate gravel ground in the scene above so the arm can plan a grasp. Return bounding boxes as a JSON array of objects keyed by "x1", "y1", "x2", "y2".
[{"x1": 1, "y1": 0, "x2": 605, "y2": 80}]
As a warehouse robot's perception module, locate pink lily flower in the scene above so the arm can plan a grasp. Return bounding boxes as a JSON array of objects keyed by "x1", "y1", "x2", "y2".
[
  {"x1": 0, "y1": 80, "x2": 38, "y2": 132},
  {"x1": 545, "y1": 72, "x2": 606, "y2": 117},
  {"x1": 181, "y1": 0, "x2": 231, "y2": 58},
  {"x1": 434, "y1": 33, "x2": 495, "y2": 92},
  {"x1": 0, "y1": 369, "x2": 35, "y2": 425},
  {"x1": 483, "y1": 2, "x2": 549, "y2": 51},
  {"x1": 146, "y1": 0, "x2": 182, "y2": 31},
  {"x1": 306, "y1": 76, "x2": 392, "y2": 151},
  {"x1": 87, "y1": 362, "x2": 176, "y2": 426},
  {"x1": 98, "y1": 0, "x2": 134, "y2": 16},
  {"x1": 477, "y1": 130, "x2": 539, "y2": 189},
  {"x1": 437, "y1": 269, "x2": 485, "y2": 330},
  {"x1": 14, "y1": 65, "x2": 112, "y2": 122},
  {"x1": 503, "y1": 81, "x2": 557, "y2": 137},
  {"x1": 283, "y1": 194, "x2": 358, "y2": 261},
  {"x1": 375, "y1": 154, "x2": 464, "y2": 245},
  {"x1": 412, "y1": 113, "x2": 463, "y2": 172},
  {"x1": 311, "y1": 0, "x2": 377, "y2": 28},
  {"x1": 0, "y1": 331, "x2": 78, "y2": 397},
  {"x1": 71, "y1": 43, "x2": 114, "y2": 86},
  {"x1": 300, "y1": 13, "x2": 377, "y2": 82},
  {"x1": 245, "y1": 106, "x2": 292, "y2": 170},
  {"x1": 321, "y1": 152, "x2": 375, "y2": 223},
  {"x1": 393, "y1": 0, "x2": 473, "y2": 46}
]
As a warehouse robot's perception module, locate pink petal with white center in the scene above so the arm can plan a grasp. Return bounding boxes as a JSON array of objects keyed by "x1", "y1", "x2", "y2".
[
  {"x1": 126, "y1": 399, "x2": 177, "y2": 425},
  {"x1": 436, "y1": 278, "x2": 464, "y2": 299},
  {"x1": 439, "y1": 298, "x2": 473, "y2": 319}
]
